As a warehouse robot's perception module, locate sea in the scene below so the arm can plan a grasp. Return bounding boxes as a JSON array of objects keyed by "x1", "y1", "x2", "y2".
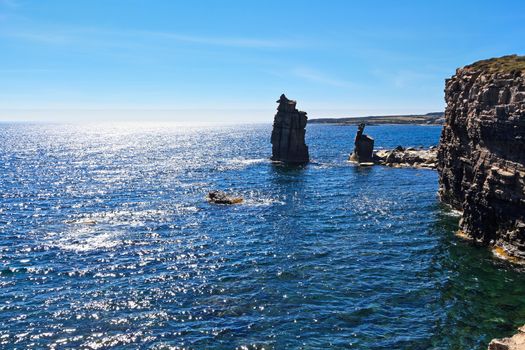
[{"x1": 1, "y1": 122, "x2": 524, "y2": 349}]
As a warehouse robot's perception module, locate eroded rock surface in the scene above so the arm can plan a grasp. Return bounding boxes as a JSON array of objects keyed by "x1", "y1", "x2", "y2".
[
  {"x1": 207, "y1": 191, "x2": 243, "y2": 205},
  {"x1": 375, "y1": 146, "x2": 437, "y2": 169},
  {"x1": 437, "y1": 55, "x2": 525, "y2": 260},
  {"x1": 489, "y1": 326, "x2": 525, "y2": 350},
  {"x1": 271, "y1": 94, "x2": 309, "y2": 164}
]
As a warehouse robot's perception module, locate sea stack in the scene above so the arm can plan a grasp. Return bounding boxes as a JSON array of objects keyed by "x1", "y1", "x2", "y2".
[
  {"x1": 437, "y1": 55, "x2": 525, "y2": 260},
  {"x1": 349, "y1": 123, "x2": 374, "y2": 164},
  {"x1": 271, "y1": 94, "x2": 309, "y2": 164}
]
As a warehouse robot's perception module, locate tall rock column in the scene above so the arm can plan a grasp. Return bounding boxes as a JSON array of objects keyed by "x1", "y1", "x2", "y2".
[
  {"x1": 437, "y1": 55, "x2": 525, "y2": 260},
  {"x1": 271, "y1": 94, "x2": 309, "y2": 164}
]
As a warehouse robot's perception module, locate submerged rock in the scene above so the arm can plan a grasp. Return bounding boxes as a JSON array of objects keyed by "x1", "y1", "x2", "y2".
[
  {"x1": 349, "y1": 123, "x2": 374, "y2": 164},
  {"x1": 271, "y1": 94, "x2": 309, "y2": 164},
  {"x1": 437, "y1": 55, "x2": 525, "y2": 261},
  {"x1": 207, "y1": 191, "x2": 243, "y2": 205},
  {"x1": 375, "y1": 146, "x2": 437, "y2": 169},
  {"x1": 489, "y1": 325, "x2": 525, "y2": 350}
]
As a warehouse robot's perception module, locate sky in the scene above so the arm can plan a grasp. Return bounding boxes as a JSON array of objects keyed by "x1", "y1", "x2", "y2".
[{"x1": 0, "y1": 0, "x2": 524, "y2": 122}]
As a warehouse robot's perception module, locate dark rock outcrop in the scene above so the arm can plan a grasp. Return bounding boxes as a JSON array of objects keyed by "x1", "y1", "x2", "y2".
[
  {"x1": 271, "y1": 94, "x2": 309, "y2": 164},
  {"x1": 349, "y1": 123, "x2": 374, "y2": 164},
  {"x1": 375, "y1": 146, "x2": 437, "y2": 169},
  {"x1": 207, "y1": 191, "x2": 243, "y2": 205},
  {"x1": 437, "y1": 55, "x2": 525, "y2": 260}
]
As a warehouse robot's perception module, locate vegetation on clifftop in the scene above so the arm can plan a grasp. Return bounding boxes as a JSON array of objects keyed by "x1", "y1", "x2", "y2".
[
  {"x1": 464, "y1": 54, "x2": 525, "y2": 73},
  {"x1": 309, "y1": 112, "x2": 444, "y2": 125}
]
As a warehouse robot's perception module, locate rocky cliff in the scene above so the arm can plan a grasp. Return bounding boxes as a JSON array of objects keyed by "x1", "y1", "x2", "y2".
[
  {"x1": 437, "y1": 55, "x2": 525, "y2": 260},
  {"x1": 271, "y1": 94, "x2": 309, "y2": 164}
]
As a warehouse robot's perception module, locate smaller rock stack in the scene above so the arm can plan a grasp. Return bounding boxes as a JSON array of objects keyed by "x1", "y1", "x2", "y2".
[
  {"x1": 349, "y1": 123, "x2": 374, "y2": 164},
  {"x1": 271, "y1": 94, "x2": 309, "y2": 164}
]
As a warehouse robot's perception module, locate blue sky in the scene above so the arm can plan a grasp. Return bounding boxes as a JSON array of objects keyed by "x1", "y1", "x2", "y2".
[{"x1": 1, "y1": 0, "x2": 524, "y2": 122}]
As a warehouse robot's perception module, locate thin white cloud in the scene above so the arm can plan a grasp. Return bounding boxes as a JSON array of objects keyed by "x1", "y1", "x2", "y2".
[
  {"x1": 142, "y1": 31, "x2": 304, "y2": 49},
  {"x1": 291, "y1": 67, "x2": 354, "y2": 88},
  {"x1": 392, "y1": 70, "x2": 434, "y2": 88},
  {"x1": 0, "y1": 68, "x2": 57, "y2": 73},
  {"x1": 5, "y1": 32, "x2": 70, "y2": 44},
  {"x1": 0, "y1": 24, "x2": 307, "y2": 50},
  {"x1": 371, "y1": 68, "x2": 438, "y2": 88},
  {"x1": 0, "y1": 0, "x2": 18, "y2": 7}
]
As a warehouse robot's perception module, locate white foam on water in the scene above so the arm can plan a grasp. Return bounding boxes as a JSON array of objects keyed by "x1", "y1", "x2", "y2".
[
  {"x1": 231, "y1": 157, "x2": 267, "y2": 166},
  {"x1": 241, "y1": 191, "x2": 286, "y2": 206},
  {"x1": 218, "y1": 157, "x2": 268, "y2": 170},
  {"x1": 47, "y1": 226, "x2": 123, "y2": 252},
  {"x1": 243, "y1": 197, "x2": 286, "y2": 207},
  {"x1": 443, "y1": 209, "x2": 462, "y2": 217},
  {"x1": 64, "y1": 208, "x2": 176, "y2": 226}
]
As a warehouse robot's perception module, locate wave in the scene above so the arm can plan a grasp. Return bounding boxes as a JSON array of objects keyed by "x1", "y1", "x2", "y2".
[
  {"x1": 217, "y1": 157, "x2": 269, "y2": 170},
  {"x1": 46, "y1": 226, "x2": 123, "y2": 252}
]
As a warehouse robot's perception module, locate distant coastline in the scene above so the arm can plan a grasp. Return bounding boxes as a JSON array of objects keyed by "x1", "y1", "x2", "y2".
[{"x1": 309, "y1": 112, "x2": 444, "y2": 125}]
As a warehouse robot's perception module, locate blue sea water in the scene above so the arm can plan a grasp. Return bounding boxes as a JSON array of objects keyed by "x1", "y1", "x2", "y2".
[{"x1": 1, "y1": 123, "x2": 525, "y2": 350}]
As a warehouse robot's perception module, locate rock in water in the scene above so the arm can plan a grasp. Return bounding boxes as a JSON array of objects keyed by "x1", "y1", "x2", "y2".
[
  {"x1": 271, "y1": 94, "x2": 309, "y2": 164},
  {"x1": 488, "y1": 325, "x2": 525, "y2": 350},
  {"x1": 207, "y1": 191, "x2": 243, "y2": 205},
  {"x1": 437, "y1": 55, "x2": 525, "y2": 260},
  {"x1": 349, "y1": 123, "x2": 374, "y2": 164},
  {"x1": 374, "y1": 146, "x2": 437, "y2": 169}
]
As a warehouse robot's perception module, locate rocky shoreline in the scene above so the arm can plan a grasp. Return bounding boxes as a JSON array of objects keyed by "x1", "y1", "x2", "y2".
[{"x1": 374, "y1": 146, "x2": 437, "y2": 169}]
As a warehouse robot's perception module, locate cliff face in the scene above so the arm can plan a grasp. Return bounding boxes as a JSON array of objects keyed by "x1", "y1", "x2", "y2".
[
  {"x1": 271, "y1": 94, "x2": 309, "y2": 164},
  {"x1": 438, "y1": 55, "x2": 525, "y2": 259}
]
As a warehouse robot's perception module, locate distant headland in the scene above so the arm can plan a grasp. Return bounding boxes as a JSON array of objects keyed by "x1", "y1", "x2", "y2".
[{"x1": 308, "y1": 112, "x2": 444, "y2": 125}]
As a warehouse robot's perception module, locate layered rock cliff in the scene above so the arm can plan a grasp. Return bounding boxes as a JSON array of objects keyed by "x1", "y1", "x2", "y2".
[
  {"x1": 437, "y1": 55, "x2": 525, "y2": 260},
  {"x1": 271, "y1": 94, "x2": 309, "y2": 164}
]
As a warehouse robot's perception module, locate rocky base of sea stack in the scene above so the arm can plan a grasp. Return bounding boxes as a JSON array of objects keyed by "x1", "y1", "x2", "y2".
[
  {"x1": 374, "y1": 146, "x2": 437, "y2": 169},
  {"x1": 349, "y1": 146, "x2": 437, "y2": 168},
  {"x1": 489, "y1": 326, "x2": 525, "y2": 350}
]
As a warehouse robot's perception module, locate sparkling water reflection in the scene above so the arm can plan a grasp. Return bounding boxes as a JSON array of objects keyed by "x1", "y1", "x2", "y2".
[{"x1": 0, "y1": 123, "x2": 524, "y2": 349}]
